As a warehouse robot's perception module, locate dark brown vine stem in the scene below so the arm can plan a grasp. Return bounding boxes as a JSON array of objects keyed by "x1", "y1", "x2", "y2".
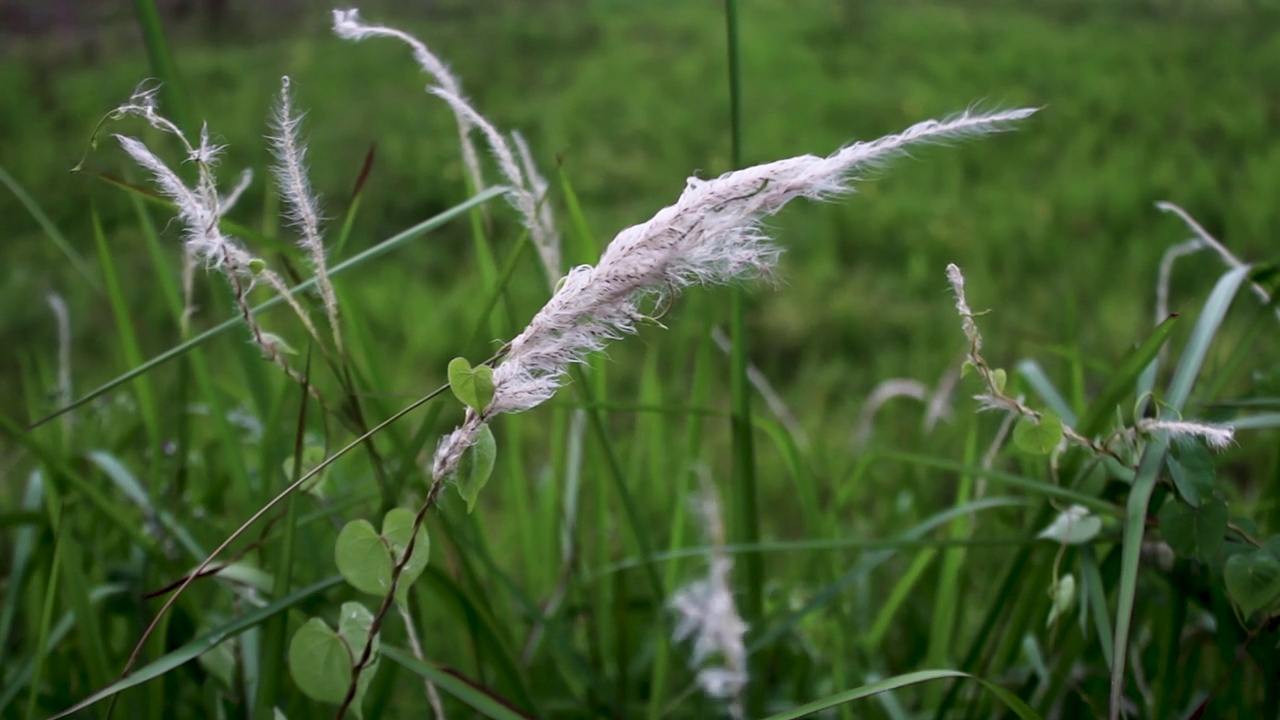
[{"x1": 333, "y1": 475, "x2": 449, "y2": 720}]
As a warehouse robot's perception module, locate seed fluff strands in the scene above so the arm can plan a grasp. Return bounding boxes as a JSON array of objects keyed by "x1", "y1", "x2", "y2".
[
  {"x1": 269, "y1": 76, "x2": 343, "y2": 355},
  {"x1": 332, "y1": 8, "x2": 484, "y2": 197},
  {"x1": 430, "y1": 108, "x2": 1036, "y2": 486},
  {"x1": 333, "y1": 9, "x2": 561, "y2": 283},
  {"x1": 111, "y1": 87, "x2": 324, "y2": 392},
  {"x1": 670, "y1": 474, "x2": 748, "y2": 718}
]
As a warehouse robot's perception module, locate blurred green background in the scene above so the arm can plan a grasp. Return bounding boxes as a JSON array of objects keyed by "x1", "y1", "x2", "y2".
[
  {"x1": 4, "y1": 0, "x2": 1279, "y2": 424},
  {"x1": 3, "y1": 1, "x2": 1280, "y2": 717}
]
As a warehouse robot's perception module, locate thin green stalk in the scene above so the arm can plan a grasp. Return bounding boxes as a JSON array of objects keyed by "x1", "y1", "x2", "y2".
[
  {"x1": 924, "y1": 423, "x2": 980, "y2": 706},
  {"x1": 132, "y1": 0, "x2": 191, "y2": 130},
  {"x1": 30, "y1": 187, "x2": 504, "y2": 429},
  {"x1": 723, "y1": 4, "x2": 764, "y2": 716}
]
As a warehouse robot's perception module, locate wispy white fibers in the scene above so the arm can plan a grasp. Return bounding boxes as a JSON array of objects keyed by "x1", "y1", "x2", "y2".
[
  {"x1": 269, "y1": 76, "x2": 343, "y2": 354},
  {"x1": 512, "y1": 129, "x2": 561, "y2": 280},
  {"x1": 333, "y1": 9, "x2": 562, "y2": 283},
  {"x1": 431, "y1": 108, "x2": 1036, "y2": 485},
  {"x1": 1137, "y1": 419, "x2": 1235, "y2": 449},
  {"x1": 111, "y1": 85, "x2": 324, "y2": 383},
  {"x1": 670, "y1": 473, "x2": 748, "y2": 717},
  {"x1": 430, "y1": 88, "x2": 554, "y2": 277},
  {"x1": 332, "y1": 8, "x2": 484, "y2": 196}
]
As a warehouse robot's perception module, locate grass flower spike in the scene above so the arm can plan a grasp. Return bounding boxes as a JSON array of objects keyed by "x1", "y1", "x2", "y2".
[
  {"x1": 333, "y1": 8, "x2": 563, "y2": 281},
  {"x1": 269, "y1": 76, "x2": 343, "y2": 355},
  {"x1": 431, "y1": 108, "x2": 1036, "y2": 487},
  {"x1": 110, "y1": 82, "x2": 326, "y2": 394},
  {"x1": 671, "y1": 475, "x2": 748, "y2": 718}
]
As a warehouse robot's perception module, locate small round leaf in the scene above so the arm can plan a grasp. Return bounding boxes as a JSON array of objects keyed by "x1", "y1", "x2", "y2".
[
  {"x1": 288, "y1": 618, "x2": 351, "y2": 704},
  {"x1": 1037, "y1": 505, "x2": 1102, "y2": 545},
  {"x1": 1224, "y1": 546, "x2": 1280, "y2": 620},
  {"x1": 1168, "y1": 444, "x2": 1215, "y2": 508},
  {"x1": 447, "y1": 357, "x2": 486, "y2": 411},
  {"x1": 1013, "y1": 413, "x2": 1063, "y2": 455},
  {"x1": 382, "y1": 508, "x2": 430, "y2": 603},
  {"x1": 455, "y1": 424, "x2": 497, "y2": 514},
  {"x1": 335, "y1": 519, "x2": 392, "y2": 595}
]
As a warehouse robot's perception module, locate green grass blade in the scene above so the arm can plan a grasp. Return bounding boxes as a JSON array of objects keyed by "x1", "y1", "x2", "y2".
[
  {"x1": 1108, "y1": 438, "x2": 1167, "y2": 720},
  {"x1": 1230, "y1": 412, "x2": 1280, "y2": 430},
  {"x1": 878, "y1": 451, "x2": 1120, "y2": 515},
  {"x1": 760, "y1": 669, "x2": 1042, "y2": 720},
  {"x1": 0, "y1": 165, "x2": 100, "y2": 292},
  {"x1": 131, "y1": 0, "x2": 191, "y2": 129},
  {"x1": 380, "y1": 646, "x2": 533, "y2": 720},
  {"x1": 924, "y1": 424, "x2": 980, "y2": 690},
  {"x1": 1077, "y1": 312, "x2": 1180, "y2": 436},
  {"x1": 24, "y1": 511, "x2": 64, "y2": 720},
  {"x1": 0, "y1": 585, "x2": 129, "y2": 715},
  {"x1": 752, "y1": 497, "x2": 1032, "y2": 650},
  {"x1": 722, "y1": 14, "x2": 765, "y2": 709},
  {"x1": 1166, "y1": 265, "x2": 1251, "y2": 411},
  {"x1": 46, "y1": 576, "x2": 343, "y2": 720},
  {"x1": 865, "y1": 546, "x2": 940, "y2": 649},
  {"x1": 0, "y1": 414, "x2": 160, "y2": 552},
  {"x1": 30, "y1": 186, "x2": 505, "y2": 428},
  {"x1": 1015, "y1": 359, "x2": 1077, "y2": 425},
  {"x1": 1080, "y1": 545, "x2": 1114, "y2": 671},
  {"x1": 0, "y1": 472, "x2": 44, "y2": 661},
  {"x1": 252, "y1": 381, "x2": 310, "y2": 720},
  {"x1": 91, "y1": 204, "x2": 162, "y2": 448}
]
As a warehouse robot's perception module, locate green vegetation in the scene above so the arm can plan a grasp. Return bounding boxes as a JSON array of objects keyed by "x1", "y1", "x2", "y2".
[{"x1": 2, "y1": 1, "x2": 1279, "y2": 718}]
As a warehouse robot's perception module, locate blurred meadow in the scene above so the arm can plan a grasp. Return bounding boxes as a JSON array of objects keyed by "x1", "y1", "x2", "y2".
[{"x1": 2, "y1": 0, "x2": 1280, "y2": 718}]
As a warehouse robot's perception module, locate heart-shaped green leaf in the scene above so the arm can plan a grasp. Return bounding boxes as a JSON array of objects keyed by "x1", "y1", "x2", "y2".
[
  {"x1": 335, "y1": 519, "x2": 392, "y2": 595},
  {"x1": 448, "y1": 357, "x2": 495, "y2": 412},
  {"x1": 382, "y1": 508, "x2": 430, "y2": 604},
  {"x1": 1158, "y1": 497, "x2": 1227, "y2": 564},
  {"x1": 471, "y1": 364, "x2": 495, "y2": 411},
  {"x1": 455, "y1": 424, "x2": 497, "y2": 514},
  {"x1": 1224, "y1": 546, "x2": 1280, "y2": 620},
  {"x1": 1046, "y1": 573, "x2": 1076, "y2": 628},
  {"x1": 288, "y1": 617, "x2": 352, "y2": 704},
  {"x1": 1168, "y1": 443, "x2": 1215, "y2": 508},
  {"x1": 284, "y1": 444, "x2": 331, "y2": 498},
  {"x1": 1013, "y1": 412, "x2": 1063, "y2": 455},
  {"x1": 338, "y1": 601, "x2": 379, "y2": 718},
  {"x1": 1037, "y1": 505, "x2": 1102, "y2": 545}
]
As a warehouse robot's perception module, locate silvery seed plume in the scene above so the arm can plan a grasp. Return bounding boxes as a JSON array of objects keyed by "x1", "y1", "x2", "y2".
[
  {"x1": 333, "y1": 9, "x2": 562, "y2": 282},
  {"x1": 670, "y1": 476, "x2": 748, "y2": 717},
  {"x1": 269, "y1": 76, "x2": 343, "y2": 354},
  {"x1": 432, "y1": 107, "x2": 1036, "y2": 483}
]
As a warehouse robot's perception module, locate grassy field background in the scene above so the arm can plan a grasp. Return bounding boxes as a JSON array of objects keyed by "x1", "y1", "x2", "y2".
[{"x1": 2, "y1": 1, "x2": 1279, "y2": 718}]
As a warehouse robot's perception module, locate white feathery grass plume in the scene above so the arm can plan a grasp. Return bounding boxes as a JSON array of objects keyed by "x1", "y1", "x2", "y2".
[
  {"x1": 512, "y1": 129, "x2": 561, "y2": 280},
  {"x1": 946, "y1": 263, "x2": 1118, "y2": 460},
  {"x1": 333, "y1": 9, "x2": 561, "y2": 282},
  {"x1": 853, "y1": 379, "x2": 928, "y2": 449},
  {"x1": 269, "y1": 76, "x2": 343, "y2": 355},
  {"x1": 947, "y1": 262, "x2": 982, "y2": 357},
  {"x1": 219, "y1": 168, "x2": 254, "y2": 217},
  {"x1": 1137, "y1": 419, "x2": 1235, "y2": 449},
  {"x1": 429, "y1": 109, "x2": 1035, "y2": 484},
  {"x1": 332, "y1": 8, "x2": 484, "y2": 196},
  {"x1": 430, "y1": 88, "x2": 555, "y2": 276},
  {"x1": 670, "y1": 471, "x2": 748, "y2": 718},
  {"x1": 111, "y1": 91, "x2": 325, "y2": 391},
  {"x1": 1155, "y1": 238, "x2": 1205, "y2": 324},
  {"x1": 1156, "y1": 201, "x2": 1280, "y2": 323},
  {"x1": 46, "y1": 293, "x2": 72, "y2": 416},
  {"x1": 711, "y1": 326, "x2": 808, "y2": 447}
]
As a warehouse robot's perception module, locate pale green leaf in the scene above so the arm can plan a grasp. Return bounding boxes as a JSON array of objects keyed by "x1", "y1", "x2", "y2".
[{"x1": 335, "y1": 520, "x2": 392, "y2": 595}]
